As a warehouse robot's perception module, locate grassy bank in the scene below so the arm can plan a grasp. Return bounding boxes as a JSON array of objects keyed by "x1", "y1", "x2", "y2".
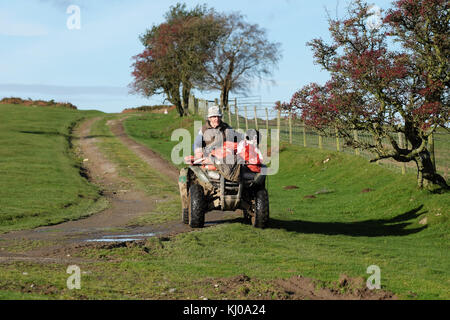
[{"x1": 0, "y1": 104, "x2": 108, "y2": 232}]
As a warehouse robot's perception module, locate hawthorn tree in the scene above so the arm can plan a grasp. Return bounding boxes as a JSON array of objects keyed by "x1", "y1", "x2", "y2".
[
  {"x1": 130, "y1": 3, "x2": 222, "y2": 116},
  {"x1": 287, "y1": 0, "x2": 448, "y2": 189},
  {"x1": 201, "y1": 12, "x2": 282, "y2": 109}
]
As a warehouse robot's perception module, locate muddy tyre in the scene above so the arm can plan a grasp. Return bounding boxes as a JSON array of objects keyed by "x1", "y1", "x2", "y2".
[
  {"x1": 252, "y1": 189, "x2": 269, "y2": 228},
  {"x1": 182, "y1": 208, "x2": 189, "y2": 224},
  {"x1": 188, "y1": 184, "x2": 205, "y2": 228}
]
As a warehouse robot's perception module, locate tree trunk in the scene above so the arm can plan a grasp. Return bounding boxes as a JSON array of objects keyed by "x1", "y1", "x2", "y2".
[
  {"x1": 165, "y1": 84, "x2": 184, "y2": 117},
  {"x1": 175, "y1": 102, "x2": 184, "y2": 117},
  {"x1": 415, "y1": 150, "x2": 448, "y2": 190},
  {"x1": 171, "y1": 94, "x2": 184, "y2": 117},
  {"x1": 181, "y1": 84, "x2": 191, "y2": 116},
  {"x1": 220, "y1": 87, "x2": 230, "y2": 110},
  {"x1": 220, "y1": 58, "x2": 234, "y2": 110}
]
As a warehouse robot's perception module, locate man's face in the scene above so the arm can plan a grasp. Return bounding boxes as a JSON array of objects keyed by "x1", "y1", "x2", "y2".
[{"x1": 209, "y1": 116, "x2": 221, "y2": 129}]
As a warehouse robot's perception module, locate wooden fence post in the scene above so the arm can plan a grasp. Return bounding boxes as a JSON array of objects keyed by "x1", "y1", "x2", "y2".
[
  {"x1": 288, "y1": 111, "x2": 292, "y2": 144},
  {"x1": 303, "y1": 123, "x2": 307, "y2": 147},
  {"x1": 188, "y1": 94, "x2": 195, "y2": 115},
  {"x1": 354, "y1": 130, "x2": 360, "y2": 156},
  {"x1": 235, "y1": 104, "x2": 240, "y2": 130},
  {"x1": 265, "y1": 108, "x2": 269, "y2": 134},
  {"x1": 198, "y1": 99, "x2": 205, "y2": 117},
  {"x1": 398, "y1": 132, "x2": 406, "y2": 175},
  {"x1": 285, "y1": 113, "x2": 289, "y2": 140},
  {"x1": 195, "y1": 98, "x2": 199, "y2": 115},
  {"x1": 335, "y1": 126, "x2": 340, "y2": 152},
  {"x1": 244, "y1": 106, "x2": 249, "y2": 131},
  {"x1": 254, "y1": 106, "x2": 259, "y2": 131},
  {"x1": 277, "y1": 109, "x2": 281, "y2": 142}
]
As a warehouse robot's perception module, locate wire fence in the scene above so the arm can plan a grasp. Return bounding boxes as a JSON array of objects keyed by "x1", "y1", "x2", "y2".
[{"x1": 188, "y1": 95, "x2": 449, "y2": 179}]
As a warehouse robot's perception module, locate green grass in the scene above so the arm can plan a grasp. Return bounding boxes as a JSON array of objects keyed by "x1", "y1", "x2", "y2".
[
  {"x1": 0, "y1": 104, "x2": 108, "y2": 233},
  {"x1": 0, "y1": 290, "x2": 52, "y2": 300},
  {"x1": 119, "y1": 111, "x2": 449, "y2": 299},
  {"x1": 0, "y1": 109, "x2": 448, "y2": 300}
]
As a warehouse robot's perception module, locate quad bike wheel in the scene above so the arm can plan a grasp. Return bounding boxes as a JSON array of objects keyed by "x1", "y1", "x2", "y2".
[
  {"x1": 188, "y1": 184, "x2": 205, "y2": 228},
  {"x1": 252, "y1": 188, "x2": 269, "y2": 228},
  {"x1": 182, "y1": 208, "x2": 189, "y2": 224}
]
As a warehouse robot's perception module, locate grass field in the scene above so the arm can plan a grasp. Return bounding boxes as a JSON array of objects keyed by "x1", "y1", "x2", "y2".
[
  {"x1": 0, "y1": 108, "x2": 448, "y2": 299},
  {"x1": 0, "y1": 104, "x2": 108, "y2": 233}
]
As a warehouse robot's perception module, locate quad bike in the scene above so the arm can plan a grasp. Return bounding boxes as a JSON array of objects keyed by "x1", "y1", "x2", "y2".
[{"x1": 180, "y1": 132, "x2": 269, "y2": 229}]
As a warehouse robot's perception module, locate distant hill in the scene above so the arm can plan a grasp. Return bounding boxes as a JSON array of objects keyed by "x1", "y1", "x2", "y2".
[
  {"x1": 122, "y1": 105, "x2": 175, "y2": 114},
  {"x1": 0, "y1": 97, "x2": 78, "y2": 109}
]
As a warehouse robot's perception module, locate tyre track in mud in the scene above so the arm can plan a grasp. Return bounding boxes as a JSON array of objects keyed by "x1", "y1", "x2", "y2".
[
  {"x1": 0, "y1": 116, "x2": 239, "y2": 263},
  {"x1": 108, "y1": 117, "x2": 180, "y2": 183}
]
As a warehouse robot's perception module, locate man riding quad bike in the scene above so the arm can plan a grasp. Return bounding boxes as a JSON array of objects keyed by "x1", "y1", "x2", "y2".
[{"x1": 178, "y1": 105, "x2": 269, "y2": 229}]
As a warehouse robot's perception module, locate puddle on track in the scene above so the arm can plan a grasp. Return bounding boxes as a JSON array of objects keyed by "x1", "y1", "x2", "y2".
[
  {"x1": 204, "y1": 221, "x2": 221, "y2": 226},
  {"x1": 85, "y1": 233, "x2": 159, "y2": 243}
]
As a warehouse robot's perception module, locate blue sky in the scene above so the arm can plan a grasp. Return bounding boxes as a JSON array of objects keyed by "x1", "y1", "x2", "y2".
[{"x1": 0, "y1": 0, "x2": 393, "y2": 113}]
